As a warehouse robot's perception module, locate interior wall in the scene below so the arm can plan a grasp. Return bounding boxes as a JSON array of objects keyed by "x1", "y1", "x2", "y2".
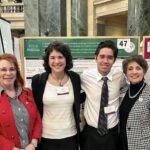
[
  {"x1": 97, "y1": 15, "x2": 127, "y2": 36},
  {"x1": 105, "y1": 21, "x2": 127, "y2": 36}
]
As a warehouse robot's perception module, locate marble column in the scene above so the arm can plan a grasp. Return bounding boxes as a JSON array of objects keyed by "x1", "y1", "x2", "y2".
[
  {"x1": 24, "y1": 0, "x2": 39, "y2": 36},
  {"x1": 24, "y1": 0, "x2": 87, "y2": 36},
  {"x1": 71, "y1": 0, "x2": 87, "y2": 36},
  {"x1": 39, "y1": 0, "x2": 66, "y2": 36},
  {"x1": 128, "y1": 0, "x2": 150, "y2": 35},
  {"x1": 24, "y1": 0, "x2": 66, "y2": 36}
]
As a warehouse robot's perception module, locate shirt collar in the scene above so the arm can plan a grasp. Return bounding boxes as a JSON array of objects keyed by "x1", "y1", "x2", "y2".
[
  {"x1": 0, "y1": 86, "x2": 3, "y2": 94},
  {"x1": 96, "y1": 69, "x2": 113, "y2": 81},
  {"x1": 0, "y1": 86, "x2": 22, "y2": 96}
]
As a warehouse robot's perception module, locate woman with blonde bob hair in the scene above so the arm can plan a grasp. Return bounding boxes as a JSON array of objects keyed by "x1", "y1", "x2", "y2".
[{"x1": 0, "y1": 54, "x2": 42, "y2": 150}]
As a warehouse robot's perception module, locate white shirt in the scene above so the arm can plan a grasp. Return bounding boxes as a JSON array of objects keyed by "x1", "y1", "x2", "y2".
[
  {"x1": 81, "y1": 68, "x2": 126, "y2": 129},
  {"x1": 42, "y1": 79, "x2": 77, "y2": 139}
]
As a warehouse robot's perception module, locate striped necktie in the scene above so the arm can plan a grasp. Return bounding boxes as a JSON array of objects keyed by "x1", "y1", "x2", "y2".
[{"x1": 97, "y1": 77, "x2": 108, "y2": 136}]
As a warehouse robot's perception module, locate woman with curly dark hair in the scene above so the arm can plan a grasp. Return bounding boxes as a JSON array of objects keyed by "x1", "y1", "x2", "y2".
[{"x1": 32, "y1": 41, "x2": 81, "y2": 150}]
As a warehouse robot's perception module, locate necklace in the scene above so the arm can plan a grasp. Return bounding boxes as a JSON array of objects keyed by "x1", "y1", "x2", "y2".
[
  {"x1": 128, "y1": 82, "x2": 145, "y2": 99},
  {"x1": 6, "y1": 90, "x2": 17, "y2": 100},
  {"x1": 11, "y1": 93, "x2": 17, "y2": 100},
  {"x1": 50, "y1": 73, "x2": 66, "y2": 86}
]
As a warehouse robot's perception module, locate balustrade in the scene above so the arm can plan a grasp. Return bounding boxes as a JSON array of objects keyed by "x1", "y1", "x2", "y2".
[{"x1": 1, "y1": 2, "x2": 24, "y2": 13}]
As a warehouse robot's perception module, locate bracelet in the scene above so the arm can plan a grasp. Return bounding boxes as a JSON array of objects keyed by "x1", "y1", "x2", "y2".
[{"x1": 30, "y1": 142, "x2": 37, "y2": 149}]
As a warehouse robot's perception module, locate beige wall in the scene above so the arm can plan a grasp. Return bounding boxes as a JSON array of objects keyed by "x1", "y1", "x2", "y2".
[
  {"x1": 103, "y1": 15, "x2": 127, "y2": 36},
  {"x1": 88, "y1": 0, "x2": 128, "y2": 36}
]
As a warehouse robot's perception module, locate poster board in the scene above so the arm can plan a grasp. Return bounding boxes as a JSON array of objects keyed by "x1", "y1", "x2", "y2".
[
  {"x1": 0, "y1": 17, "x2": 13, "y2": 54},
  {"x1": 143, "y1": 36, "x2": 150, "y2": 59},
  {"x1": 24, "y1": 36, "x2": 139, "y2": 58},
  {"x1": 14, "y1": 37, "x2": 21, "y2": 62},
  {"x1": 20, "y1": 36, "x2": 140, "y2": 87},
  {"x1": 0, "y1": 29, "x2": 4, "y2": 54}
]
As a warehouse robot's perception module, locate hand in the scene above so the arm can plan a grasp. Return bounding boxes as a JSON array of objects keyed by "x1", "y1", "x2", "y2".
[
  {"x1": 12, "y1": 147, "x2": 20, "y2": 150},
  {"x1": 24, "y1": 143, "x2": 35, "y2": 150}
]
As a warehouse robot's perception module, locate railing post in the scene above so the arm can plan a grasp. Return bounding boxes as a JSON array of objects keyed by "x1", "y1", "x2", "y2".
[{"x1": 0, "y1": 2, "x2": 24, "y2": 13}]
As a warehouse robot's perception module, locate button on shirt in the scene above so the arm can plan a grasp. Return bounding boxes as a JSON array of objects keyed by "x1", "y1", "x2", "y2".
[
  {"x1": 81, "y1": 68, "x2": 126, "y2": 129},
  {"x1": 0, "y1": 87, "x2": 30, "y2": 149}
]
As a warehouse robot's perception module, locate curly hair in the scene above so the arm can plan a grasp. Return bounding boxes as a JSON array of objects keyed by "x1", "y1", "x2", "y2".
[
  {"x1": 122, "y1": 55, "x2": 149, "y2": 74},
  {"x1": 43, "y1": 41, "x2": 73, "y2": 73}
]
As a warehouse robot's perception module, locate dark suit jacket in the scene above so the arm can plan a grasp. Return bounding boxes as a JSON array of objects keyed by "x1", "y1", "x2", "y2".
[{"x1": 31, "y1": 71, "x2": 81, "y2": 139}]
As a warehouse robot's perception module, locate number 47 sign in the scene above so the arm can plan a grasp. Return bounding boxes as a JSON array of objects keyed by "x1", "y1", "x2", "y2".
[{"x1": 117, "y1": 39, "x2": 130, "y2": 49}]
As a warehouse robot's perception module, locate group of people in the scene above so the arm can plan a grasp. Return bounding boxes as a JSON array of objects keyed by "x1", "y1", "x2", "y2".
[{"x1": 0, "y1": 40, "x2": 150, "y2": 150}]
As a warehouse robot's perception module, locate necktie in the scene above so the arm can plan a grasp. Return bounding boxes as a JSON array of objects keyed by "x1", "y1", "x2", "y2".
[{"x1": 97, "y1": 77, "x2": 108, "y2": 136}]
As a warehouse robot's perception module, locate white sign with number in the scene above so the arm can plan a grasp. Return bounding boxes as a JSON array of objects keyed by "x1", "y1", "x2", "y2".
[{"x1": 117, "y1": 39, "x2": 130, "y2": 49}]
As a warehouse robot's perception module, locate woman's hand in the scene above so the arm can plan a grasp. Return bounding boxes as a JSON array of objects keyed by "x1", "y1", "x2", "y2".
[
  {"x1": 24, "y1": 143, "x2": 35, "y2": 150},
  {"x1": 24, "y1": 139, "x2": 38, "y2": 150},
  {"x1": 12, "y1": 147, "x2": 20, "y2": 150}
]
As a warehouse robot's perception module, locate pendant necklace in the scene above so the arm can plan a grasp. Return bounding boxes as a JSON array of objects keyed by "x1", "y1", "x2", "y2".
[
  {"x1": 51, "y1": 73, "x2": 66, "y2": 86},
  {"x1": 128, "y1": 82, "x2": 145, "y2": 99}
]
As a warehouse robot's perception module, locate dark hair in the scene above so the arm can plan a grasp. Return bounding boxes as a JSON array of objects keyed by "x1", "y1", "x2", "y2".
[
  {"x1": 43, "y1": 41, "x2": 73, "y2": 72},
  {"x1": 0, "y1": 54, "x2": 24, "y2": 87},
  {"x1": 122, "y1": 55, "x2": 149, "y2": 74},
  {"x1": 95, "y1": 40, "x2": 118, "y2": 61}
]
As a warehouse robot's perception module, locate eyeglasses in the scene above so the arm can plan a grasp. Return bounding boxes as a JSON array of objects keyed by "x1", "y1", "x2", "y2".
[{"x1": 0, "y1": 67, "x2": 16, "y2": 73}]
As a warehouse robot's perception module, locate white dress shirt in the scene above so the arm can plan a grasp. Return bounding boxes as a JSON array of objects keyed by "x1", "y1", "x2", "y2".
[{"x1": 81, "y1": 68, "x2": 127, "y2": 129}]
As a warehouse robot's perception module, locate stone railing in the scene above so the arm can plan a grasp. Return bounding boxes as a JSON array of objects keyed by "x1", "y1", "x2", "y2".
[
  {"x1": 0, "y1": 2, "x2": 24, "y2": 30},
  {"x1": 0, "y1": 2, "x2": 24, "y2": 13}
]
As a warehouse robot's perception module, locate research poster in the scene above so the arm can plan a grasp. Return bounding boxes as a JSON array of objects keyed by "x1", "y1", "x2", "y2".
[
  {"x1": 0, "y1": 17, "x2": 13, "y2": 54},
  {"x1": 20, "y1": 36, "x2": 140, "y2": 87}
]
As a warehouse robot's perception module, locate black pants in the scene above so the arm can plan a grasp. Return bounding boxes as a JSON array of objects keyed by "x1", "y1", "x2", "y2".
[
  {"x1": 36, "y1": 135, "x2": 79, "y2": 150},
  {"x1": 80, "y1": 124, "x2": 120, "y2": 150}
]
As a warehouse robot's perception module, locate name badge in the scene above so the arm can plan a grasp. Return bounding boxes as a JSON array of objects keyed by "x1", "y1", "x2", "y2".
[
  {"x1": 139, "y1": 97, "x2": 143, "y2": 102},
  {"x1": 57, "y1": 86, "x2": 69, "y2": 95},
  {"x1": 104, "y1": 105, "x2": 117, "y2": 115}
]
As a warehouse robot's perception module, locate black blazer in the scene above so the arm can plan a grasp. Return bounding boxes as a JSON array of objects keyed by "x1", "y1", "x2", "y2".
[{"x1": 31, "y1": 71, "x2": 81, "y2": 138}]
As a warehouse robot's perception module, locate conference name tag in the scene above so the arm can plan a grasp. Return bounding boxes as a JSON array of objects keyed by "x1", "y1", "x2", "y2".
[
  {"x1": 104, "y1": 105, "x2": 117, "y2": 115},
  {"x1": 139, "y1": 97, "x2": 143, "y2": 102},
  {"x1": 57, "y1": 86, "x2": 69, "y2": 95}
]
